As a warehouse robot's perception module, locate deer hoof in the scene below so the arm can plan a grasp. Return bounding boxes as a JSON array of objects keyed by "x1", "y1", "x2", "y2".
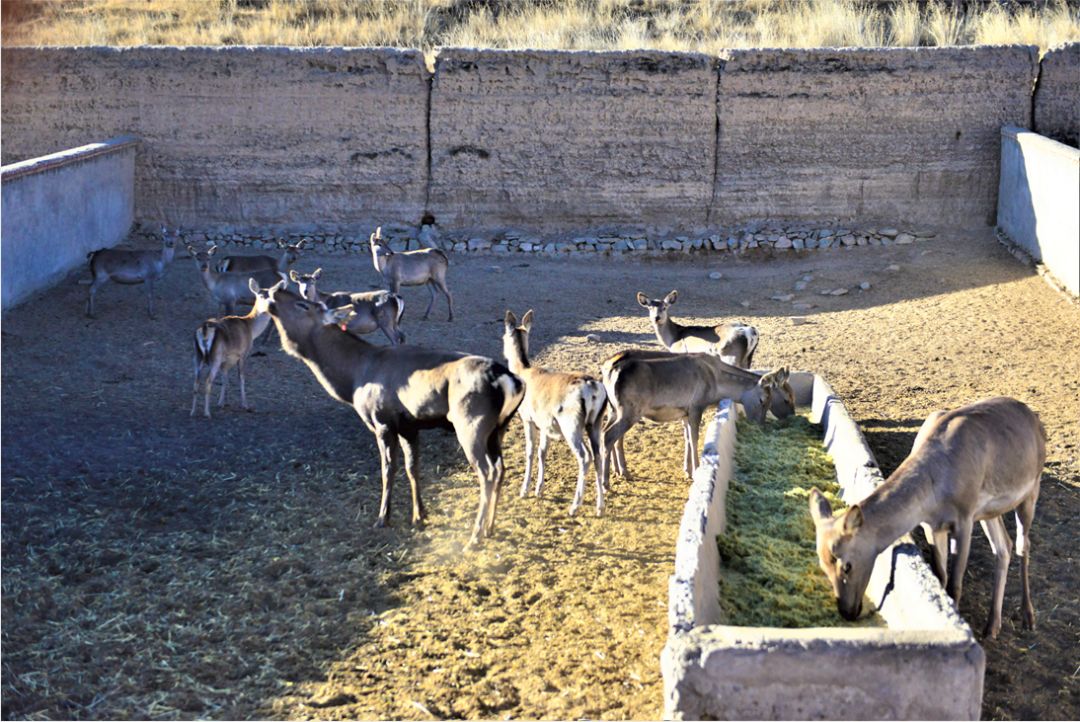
[
  {"x1": 372, "y1": 517, "x2": 388, "y2": 529},
  {"x1": 982, "y1": 618, "x2": 1002, "y2": 640}
]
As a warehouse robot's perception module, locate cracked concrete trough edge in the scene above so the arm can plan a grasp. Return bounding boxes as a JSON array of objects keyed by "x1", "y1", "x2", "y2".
[{"x1": 662, "y1": 372, "x2": 985, "y2": 720}]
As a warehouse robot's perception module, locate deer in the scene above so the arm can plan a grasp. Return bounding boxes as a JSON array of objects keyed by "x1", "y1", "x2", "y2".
[
  {"x1": 637, "y1": 291, "x2": 758, "y2": 367},
  {"x1": 85, "y1": 227, "x2": 178, "y2": 319},
  {"x1": 599, "y1": 350, "x2": 792, "y2": 491},
  {"x1": 808, "y1": 396, "x2": 1045, "y2": 639},
  {"x1": 369, "y1": 226, "x2": 454, "y2": 321},
  {"x1": 600, "y1": 349, "x2": 795, "y2": 482},
  {"x1": 216, "y1": 238, "x2": 307, "y2": 274},
  {"x1": 289, "y1": 268, "x2": 405, "y2": 346},
  {"x1": 190, "y1": 277, "x2": 273, "y2": 418},
  {"x1": 188, "y1": 244, "x2": 285, "y2": 315},
  {"x1": 253, "y1": 280, "x2": 523, "y2": 548},
  {"x1": 503, "y1": 310, "x2": 608, "y2": 516}
]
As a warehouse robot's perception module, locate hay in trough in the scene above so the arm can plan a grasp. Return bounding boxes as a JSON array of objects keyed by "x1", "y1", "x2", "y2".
[{"x1": 717, "y1": 413, "x2": 881, "y2": 628}]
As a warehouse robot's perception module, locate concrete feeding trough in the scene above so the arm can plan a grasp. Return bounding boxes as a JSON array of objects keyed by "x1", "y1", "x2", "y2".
[{"x1": 662, "y1": 373, "x2": 985, "y2": 720}]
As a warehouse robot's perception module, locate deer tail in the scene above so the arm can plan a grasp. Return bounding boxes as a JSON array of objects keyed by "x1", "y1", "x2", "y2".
[{"x1": 194, "y1": 323, "x2": 217, "y2": 361}]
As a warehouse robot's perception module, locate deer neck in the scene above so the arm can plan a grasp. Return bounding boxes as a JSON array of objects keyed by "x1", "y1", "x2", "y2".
[
  {"x1": 503, "y1": 331, "x2": 531, "y2": 374},
  {"x1": 275, "y1": 318, "x2": 369, "y2": 405},
  {"x1": 857, "y1": 459, "x2": 939, "y2": 554},
  {"x1": 653, "y1": 315, "x2": 685, "y2": 350},
  {"x1": 370, "y1": 244, "x2": 387, "y2": 274},
  {"x1": 245, "y1": 306, "x2": 273, "y2": 338},
  {"x1": 161, "y1": 243, "x2": 176, "y2": 267}
]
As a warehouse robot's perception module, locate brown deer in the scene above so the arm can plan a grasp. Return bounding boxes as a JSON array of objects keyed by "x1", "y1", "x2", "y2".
[
  {"x1": 637, "y1": 290, "x2": 758, "y2": 367},
  {"x1": 190, "y1": 277, "x2": 273, "y2": 418},
  {"x1": 503, "y1": 310, "x2": 607, "y2": 516},
  {"x1": 600, "y1": 348, "x2": 794, "y2": 481},
  {"x1": 290, "y1": 268, "x2": 405, "y2": 346},
  {"x1": 188, "y1": 244, "x2": 284, "y2": 315},
  {"x1": 370, "y1": 226, "x2": 454, "y2": 321},
  {"x1": 809, "y1": 396, "x2": 1045, "y2": 639},
  {"x1": 85, "y1": 227, "x2": 177, "y2": 318},
  {"x1": 216, "y1": 238, "x2": 307, "y2": 275},
  {"x1": 254, "y1": 280, "x2": 523, "y2": 548},
  {"x1": 599, "y1": 351, "x2": 791, "y2": 490}
]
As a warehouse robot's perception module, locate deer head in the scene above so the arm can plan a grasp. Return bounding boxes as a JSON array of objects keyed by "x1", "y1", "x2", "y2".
[
  {"x1": 808, "y1": 488, "x2": 875, "y2": 621},
  {"x1": 636, "y1": 290, "x2": 678, "y2": 326}
]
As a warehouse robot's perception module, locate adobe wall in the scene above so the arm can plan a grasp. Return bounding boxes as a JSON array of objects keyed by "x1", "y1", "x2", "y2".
[
  {"x1": 428, "y1": 49, "x2": 718, "y2": 235},
  {"x1": 714, "y1": 46, "x2": 1038, "y2": 228},
  {"x1": 1034, "y1": 43, "x2": 1080, "y2": 148},
  {"x1": 0, "y1": 47, "x2": 429, "y2": 232},
  {"x1": 0, "y1": 45, "x2": 1046, "y2": 237}
]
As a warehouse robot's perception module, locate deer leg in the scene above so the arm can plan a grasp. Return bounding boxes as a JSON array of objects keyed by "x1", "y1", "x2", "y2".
[
  {"x1": 433, "y1": 276, "x2": 454, "y2": 321},
  {"x1": 86, "y1": 277, "x2": 103, "y2": 318},
  {"x1": 558, "y1": 416, "x2": 591, "y2": 517},
  {"x1": 686, "y1": 409, "x2": 704, "y2": 478},
  {"x1": 238, "y1": 357, "x2": 250, "y2": 410},
  {"x1": 979, "y1": 515, "x2": 1012, "y2": 639},
  {"x1": 422, "y1": 281, "x2": 437, "y2": 320},
  {"x1": 374, "y1": 427, "x2": 400, "y2": 528},
  {"x1": 216, "y1": 364, "x2": 229, "y2": 408},
  {"x1": 925, "y1": 524, "x2": 950, "y2": 589},
  {"x1": 1016, "y1": 488, "x2": 1039, "y2": 630},
  {"x1": 520, "y1": 421, "x2": 536, "y2": 498},
  {"x1": 398, "y1": 431, "x2": 426, "y2": 525},
  {"x1": 484, "y1": 429, "x2": 506, "y2": 537},
  {"x1": 535, "y1": 430, "x2": 551, "y2": 497},
  {"x1": 456, "y1": 426, "x2": 495, "y2": 549},
  {"x1": 947, "y1": 516, "x2": 975, "y2": 606},
  {"x1": 587, "y1": 418, "x2": 605, "y2": 517},
  {"x1": 145, "y1": 279, "x2": 156, "y2": 319},
  {"x1": 601, "y1": 412, "x2": 639, "y2": 494},
  {"x1": 614, "y1": 437, "x2": 628, "y2": 478},
  {"x1": 191, "y1": 358, "x2": 206, "y2": 417}
]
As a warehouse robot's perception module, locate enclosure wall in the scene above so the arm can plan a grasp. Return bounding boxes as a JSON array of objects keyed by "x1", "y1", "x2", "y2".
[
  {"x1": 1, "y1": 136, "x2": 136, "y2": 310},
  {"x1": 1033, "y1": 43, "x2": 1080, "y2": 149},
  {"x1": 0, "y1": 45, "x2": 1043, "y2": 235},
  {"x1": 0, "y1": 47, "x2": 429, "y2": 232},
  {"x1": 997, "y1": 126, "x2": 1080, "y2": 296}
]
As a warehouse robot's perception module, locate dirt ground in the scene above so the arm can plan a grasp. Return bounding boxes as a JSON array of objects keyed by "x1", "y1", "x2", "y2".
[{"x1": 2, "y1": 229, "x2": 1077, "y2": 720}]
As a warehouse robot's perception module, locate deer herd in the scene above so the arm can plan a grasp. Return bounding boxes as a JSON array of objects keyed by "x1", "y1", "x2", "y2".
[{"x1": 83, "y1": 226, "x2": 1046, "y2": 638}]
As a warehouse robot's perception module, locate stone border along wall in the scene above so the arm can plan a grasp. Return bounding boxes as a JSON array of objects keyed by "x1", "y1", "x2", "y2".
[
  {"x1": 0, "y1": 44, "x2": 1059, "y2": 243},
  {"x1": 662, "y1": 375, "x2": 985, "y2": 720},
  {"x1": 1, "y1": 136, "x2": 138, "y2": 310}
]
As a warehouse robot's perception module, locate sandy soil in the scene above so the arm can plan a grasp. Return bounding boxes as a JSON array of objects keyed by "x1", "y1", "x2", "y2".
[{"x1": 2, "y1": 229, "x2": 1077, "y2": 720}]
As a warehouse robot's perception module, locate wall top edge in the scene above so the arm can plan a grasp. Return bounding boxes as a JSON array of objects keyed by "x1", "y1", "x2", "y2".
[
  {"x1": 0, "y1": 45, "x2": 426, "y2": 59},
  {"x1": 1002, "y1": 125, "x2": 1080, "y2": 160},
  {"x1": 1, "y1": 135, "x2": 139, "y2": 182},
  {"x1": 676, "y1": 624, "x2": 976, "y2": 648}
]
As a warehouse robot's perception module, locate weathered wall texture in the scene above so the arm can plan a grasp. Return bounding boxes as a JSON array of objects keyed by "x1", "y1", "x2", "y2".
[
  {"x1": 429, "y1": 49, "x2": 718, "y2": 235},
  {"x1": 998, "y1": 126, "x2": 1080, "y2": 296},
  {"x1": 1034, "y1": 43, "x2": 1080, "y2": 148},
  {"x1": 0, "y1": 45, "x2": 1050, "y2": 237},
  {"x1": 1, "y1": 137, "x2": 136, "y2": 310},
  {"x1": 0, "y1": 47, "x2": 428, "y2": 231},
  {"x1": 714, "y1": 47, "x2": 1039, "y2": 228}
]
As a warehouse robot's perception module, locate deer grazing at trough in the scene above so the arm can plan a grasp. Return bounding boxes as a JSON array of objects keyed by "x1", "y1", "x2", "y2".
[
  {"x1": 188, "y1": 244, "x2": 285, "y2": 315},
  {"x1": 370, "y1": 226, "x2": 454, "y2": 321},
  {"x1": 600, "y1": 349, "x2": 795, "y2": 481},
  {"x1": 637, "y1": 291, "x2": 758, "y2": 367},
  {"x1": 85, "y1": 227, "x2": 178, "y2": 319},
  {"x1": 216, "y1": 238, "x2": 307, "y2": 275},
  {"x1": 290, "y1": 268, "x2": 405, "y2": 346},
  {"x1": 191, "y1": 277, "x2": 273, "y2": 418},
  {"x1": 599, "y1": 350, "x2": 792, "y2": 490},
  {"x1": 503, "y1": 310, "x2": 608, "y2": 516},
  {"x1": 254, "y1": 280, "x2": 523, "y2": 548},
  {"x1": 808, "y1": 396, "x2": 1045, "y2": 639}
]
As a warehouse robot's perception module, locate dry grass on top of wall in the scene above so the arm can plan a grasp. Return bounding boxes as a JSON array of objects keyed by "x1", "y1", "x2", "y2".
[{"x1": 2, "y1": 0, "x2": 1078, "y2": 58}]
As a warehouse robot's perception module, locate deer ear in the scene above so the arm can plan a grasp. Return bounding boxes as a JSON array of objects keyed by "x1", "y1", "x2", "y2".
[
  {"x1": 664, "y1": 290, "x2": 678, "y2": 305},
  {"x1": 808, "y1": 487, "x2": 833, "y2": 523},
  {"x1": 842, "y1": 505, "x2": 864, "y2": 534},
  {"x1": 288, "y1": 269, "x2": 301, "y2": 282},
  {"x1": 375, "y1": 226, "x2": 382, "y2": 239},
  {"x1": 271, "y1": 279, "x2": 287, "y2": 294},
  {"x1": 248, "y1": 277, "x2": 260, "y2": 294},
  {"x1": 504, "y1": 310, "x2": 517, "y2": 327},
  {"x1": 277, "y1": 239, "x2": 287, "y2": 248},
  {"x1": 207, "y1": 245, "x2": 217, "y2": 256},
  {"x1": 521, "y1": 309, "x2": 534, "y2": 330},
  {"x1": 636, "y1": 292, "x2": 650, "y2": 308},
  {"x1": 312, "y1": 268, "x2": 322, "y2": 279}
]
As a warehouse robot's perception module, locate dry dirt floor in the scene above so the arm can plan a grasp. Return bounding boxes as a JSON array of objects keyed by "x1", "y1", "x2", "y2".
[{"x1": 2, "y1": 229, "x2": 1078, "y2": 720}]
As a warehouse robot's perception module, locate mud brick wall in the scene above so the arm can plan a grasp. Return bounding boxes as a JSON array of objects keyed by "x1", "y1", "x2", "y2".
[
  {"x1": 0, "y1": 47, "x2": 429, "y2": 231},
  {"x1": 1034, "y1": 43, "x2": 1080, "y2": 148},
  {"x1": 428, "y1": 49, "x2": 718, "y2": 235},
  {"x1": 713, "y1": 46, "x2": 1039, "y2": 228}
]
